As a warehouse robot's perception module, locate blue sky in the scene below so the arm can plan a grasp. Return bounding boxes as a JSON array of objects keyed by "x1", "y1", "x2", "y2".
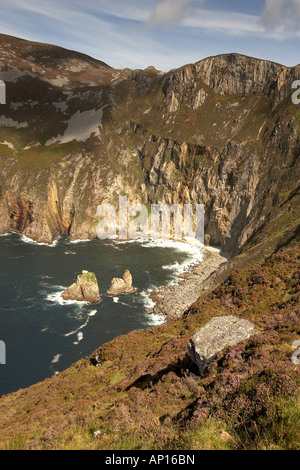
[{"x1": 0, "y1": 0, "x2": 299, "y2": 70}]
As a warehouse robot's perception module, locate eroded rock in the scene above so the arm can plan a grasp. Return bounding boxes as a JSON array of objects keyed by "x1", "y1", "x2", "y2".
[
  {"x1": 188, "y1": 316, "x2": 258, "y2": 374},
  {"x1": 177, "y1": 272, "x2": 194, "y2": 280},
  {"x1": 61, "y1": 270, "x2": 101, "y2": 304},
  {"x1": 106, "y1": 269, "x2": 135, "y2": 296}
]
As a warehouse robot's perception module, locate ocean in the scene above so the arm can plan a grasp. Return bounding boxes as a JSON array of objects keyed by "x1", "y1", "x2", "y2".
[{"x1": 0, "y1": 232, "x2": 203, "y2": 396}]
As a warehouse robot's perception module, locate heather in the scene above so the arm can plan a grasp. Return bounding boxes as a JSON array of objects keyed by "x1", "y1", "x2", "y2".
[{"x1": 0, "y1": 245, "x2": 299, "y2": 450}]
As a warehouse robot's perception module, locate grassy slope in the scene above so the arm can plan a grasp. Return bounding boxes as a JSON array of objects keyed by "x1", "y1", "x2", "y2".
[{"x1": 0, "y1": 243, "x2": 299, "y2": 450}]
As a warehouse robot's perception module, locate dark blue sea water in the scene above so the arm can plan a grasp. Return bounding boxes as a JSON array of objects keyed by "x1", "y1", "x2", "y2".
[{"x1": 0, "y1": 232, "x2": 202, "y2": 396}]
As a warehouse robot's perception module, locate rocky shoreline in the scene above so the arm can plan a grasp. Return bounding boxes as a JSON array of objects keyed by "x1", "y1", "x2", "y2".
[{"x1": 146, "y1": 246, "x2": 228, "y2": 320}]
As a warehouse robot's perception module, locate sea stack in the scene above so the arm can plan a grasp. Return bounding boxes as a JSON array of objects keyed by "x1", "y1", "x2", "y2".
[
  {"x1": 106, "y1": 270, "x2": 135, "y2": 296},
  {"x1": 61, "y1": 270, "x2": 101, "y2": 304}
]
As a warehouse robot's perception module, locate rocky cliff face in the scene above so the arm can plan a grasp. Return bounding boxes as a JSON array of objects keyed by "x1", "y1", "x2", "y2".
[
  {"x1": 163, "y1": 54, "x2": 299, "y2": 109},
  {"x1": 0, "y1": 34, "x2": 299, "y2": 256}
]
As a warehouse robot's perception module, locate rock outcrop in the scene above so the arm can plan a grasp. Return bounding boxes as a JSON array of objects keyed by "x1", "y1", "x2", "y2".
[
  {"x1": 148, "y1": 251, "x2": 227, "y2": 320},
  {"x1": 188, "y1": 316, "x2": 258, "y2": 374},
  {"x1": 106, "y1": 270, "x2": 135, "y2": 296},
  {"x1": 61, "y1": 270, "x2": 101, "y2": 304},
  {"x1": 177, "y1": 272, "x2": 194, "y2": 280}
]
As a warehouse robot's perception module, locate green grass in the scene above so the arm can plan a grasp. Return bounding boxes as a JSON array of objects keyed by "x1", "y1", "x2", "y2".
[
  {"x1": 15, "y1": 141, "x2": 82, "y2": 169},
  {"x1": 0, "y1": 143, "x2": 15, "y2": 158},
  {"x1": 232, "y1": 398, "x2": 300, "y2": 450},
  {"x1": 78, "y1": 271, "x2": 98, "y2": 285}
]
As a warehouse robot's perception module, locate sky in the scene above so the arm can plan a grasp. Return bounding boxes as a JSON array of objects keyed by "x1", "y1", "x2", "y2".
[{"x1": 0, "y1": 0, "x2": 299, "y2": 71}]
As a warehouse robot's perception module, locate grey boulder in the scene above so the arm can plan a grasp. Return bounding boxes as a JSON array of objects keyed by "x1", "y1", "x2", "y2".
[{"x1": 188, "y1": 316, "x2": 258, "y2": 374}]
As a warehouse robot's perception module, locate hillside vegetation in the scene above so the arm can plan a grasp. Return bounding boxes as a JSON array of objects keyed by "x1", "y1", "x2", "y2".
[{"x1": 0, "y1": 243, "x2": 299, "y2": 450}]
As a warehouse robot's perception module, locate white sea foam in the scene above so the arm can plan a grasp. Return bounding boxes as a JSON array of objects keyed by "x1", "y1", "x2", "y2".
[
  {"x1": 114, "y1": 238, "x2": 146, "y2": 245},
  {"x1": 140, "y1": 291, "x2": 156, "y2": 310},
  {"x1": 64, "y1": 317, "x2": 90, "y2": 339},
  {"x1": 51, "y1": 354, "x2": 62, "y2": 364},
  {"x1": 140, "y1": 291, "x2": 165, "y2": 326},
  {"x1": 40, "y1": 327, "x2": 49, "y2": 332},
  {"x1": 146, "y1": 312, "x2": 165, "y2": 326},
  {"x1": 162, "y1": 261, "x2": 180, "y2": 271},
  {"x1": 88, "y1": 310, "x2": 97, "y2": 317},
  {"x1": 151, "y1": 239, "x2": 204, "y2": 279},
  {"x1": 73, "y1": 332, "x2": 84, "y2": 345},
  {"x1": 111, "y1": 297, "x2": 130, "y2": 307},
  {"x1": 64, "y1": 328, "x2": 79, "y2": 337},
  {"x1": 46, "y1": 290, "x2": 89, "y2": 306},
  {"x1": 144, "y1": 238, "x2": 209, "y2": 325},
  {"x1": 112, "y1": 237, "x2": 204, "y2": 288},
  {"x1": 115, "y1": 236, "x2": 203, "y2": 267},
  {"x1": 69, "y1": 239, "x2": 91, "y2": 244},
  {"x1": 20, "y1": 234, "x2": 60, "y2": 247},
  {"x1": 111, "y1": 244, "x2": 123, "y2": 250},
  {"x1": 139, "y1": 237, "x2": 203, "y2": 256},
  {"x1": 136, "y1": 237, "x2": 204, "y2": 325}
]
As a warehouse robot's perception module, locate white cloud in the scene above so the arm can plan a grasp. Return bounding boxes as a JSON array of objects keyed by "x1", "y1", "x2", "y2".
[
  {"x1": 183, "y1": 9, "x2": 265, "y2": 36},
  {"x1": 262, "y1": 0, "x2": 300, "y2": 30},
  {"x1": 0, "y1": 0, "x2": 149, "y2": 25},
  {"x1": 146, "y1": 0, "x2": 300, "y2": 38},
  {"x1": 262, "y1": 0, "x2": 288, "y2": 27},
  {"x1": 147, "y1": 0, "x2": 208, "y2": 28},
  {"x1": 148, "y1": 0, "x2": 193, "y2": 28}
]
